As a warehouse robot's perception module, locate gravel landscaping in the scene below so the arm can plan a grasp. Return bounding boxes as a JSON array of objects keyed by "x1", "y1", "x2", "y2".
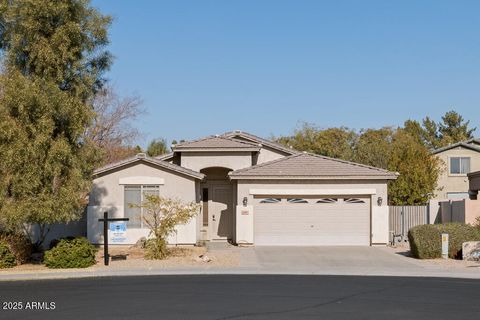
[{"x1": 0, "y1": 245, "x2": 240, "y2": 273}]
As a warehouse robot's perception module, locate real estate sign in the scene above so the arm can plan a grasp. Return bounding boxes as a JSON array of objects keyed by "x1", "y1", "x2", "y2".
[{"x1": 109, "y1": 222, "x2": 127, "y2": 244}]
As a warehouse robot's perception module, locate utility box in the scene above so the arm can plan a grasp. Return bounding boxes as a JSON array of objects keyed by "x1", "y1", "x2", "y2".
[{"x1": 441, "y1": 233, "x2": 449, "y2": 259}]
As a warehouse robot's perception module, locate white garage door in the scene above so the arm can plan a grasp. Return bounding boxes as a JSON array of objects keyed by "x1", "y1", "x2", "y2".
[{"x1": 253, "y1": 196, "x2": 370, "y2": 246}]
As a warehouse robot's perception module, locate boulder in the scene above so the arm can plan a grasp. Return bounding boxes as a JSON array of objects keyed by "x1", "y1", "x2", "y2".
[
  {"x1": 194, "y1": 254, "x2": 212, "y2": 263},
  {"x1": 132, "y1": 237, "x2": 147, "y2": 249},
  {"x1": 462, "y1": 241, "x2": 480, "y2": 261}
]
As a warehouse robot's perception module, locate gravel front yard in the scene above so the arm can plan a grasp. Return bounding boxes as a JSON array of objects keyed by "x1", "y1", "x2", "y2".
[
  {"x1": 99, "y1": 245, "x2": 240, "y2": 269},
  {"x1": 0, "y1": 245, "x2": 240, "y2": 273}
]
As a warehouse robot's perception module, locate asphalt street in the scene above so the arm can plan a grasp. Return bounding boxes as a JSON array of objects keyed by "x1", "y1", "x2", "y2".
[{"x1": 0, "y1": 275, "x2": 479, "y2": 320}]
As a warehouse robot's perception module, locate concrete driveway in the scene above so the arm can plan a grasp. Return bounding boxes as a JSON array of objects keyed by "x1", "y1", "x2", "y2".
[
  {"x1": 242, "y1": 246, "x2": 415, "y2": 271},
  {"x1": 239, "y1": 246, "x2": 456, "y2": 277}
]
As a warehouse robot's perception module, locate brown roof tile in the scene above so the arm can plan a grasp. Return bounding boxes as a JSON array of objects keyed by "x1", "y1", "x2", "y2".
[
  {"x1": 222, "y1": 130, "x2": 299, "y2": 155},
  {"x1": 174, "y1": 135, "x2": 260, "y2": 150},
  {"x1": 229, "y1": 153, "x2": 398, "y2": 179},
  {"x1": 94, "y1": 154, "x2": 204, "y2": 180}
]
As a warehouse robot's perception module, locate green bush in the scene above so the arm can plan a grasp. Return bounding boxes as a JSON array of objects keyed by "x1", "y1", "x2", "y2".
[
  {"x1": 408, "y1": 223, "x2": 480, "y2": 259},
  {"x1": 44, "y1": 237, "x2": 97, "y2": 268},
  {"x1": 0, "y1": 233, "x2": 33, "y2": 264},
  {"x1": 408, "y1": 224, "x2": 442, "y2": 259},
  {"x1": 144, "y1": 238, "x2": 168, "y2": 260},
  {"x1": 0, "y1": 241, "x2": 16, "y2": 268}
]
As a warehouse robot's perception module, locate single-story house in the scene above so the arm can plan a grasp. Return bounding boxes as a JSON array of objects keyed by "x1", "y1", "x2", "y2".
[{"x1": 87, "y1": 131, "x2": 398, "y2": 246}]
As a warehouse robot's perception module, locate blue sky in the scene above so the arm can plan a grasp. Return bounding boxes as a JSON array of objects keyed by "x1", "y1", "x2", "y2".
[{"x1": 93, "y1": 0, "x2": 480, "y2": 146}]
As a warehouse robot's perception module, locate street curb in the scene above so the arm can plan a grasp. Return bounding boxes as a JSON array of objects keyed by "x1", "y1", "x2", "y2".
[{"x1": 1, "y1": 268, "x2": 480, "y2": 282}]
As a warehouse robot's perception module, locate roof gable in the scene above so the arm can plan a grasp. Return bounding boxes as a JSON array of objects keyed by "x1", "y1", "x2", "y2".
[
  {"x1": 222, "y1": 130, "x2": 299, "y2": 155},
  {"x1": 173, "y1": 135, "x2": 260, "y2": 151},
  {"x1": 229, "y1": 153, "x2": 398, "y2": 180},
  {"x1": 94, "y1": 154, "x2": 204, "y2": 180},
  {"x1": 432, "y1": 140, "x2": 480, "y2": 154}
]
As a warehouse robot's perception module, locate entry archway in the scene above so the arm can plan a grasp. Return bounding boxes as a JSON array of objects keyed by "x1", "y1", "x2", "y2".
[{"x1": 200, "y1": 167, "x2": 234, "y2": 241}]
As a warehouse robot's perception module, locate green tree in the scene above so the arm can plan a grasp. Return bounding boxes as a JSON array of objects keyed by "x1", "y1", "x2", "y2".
[
  {"x1": 438, "y1": 110, "x2": 475, "y2": 145},
  {"x1": 387, "y1": 129, "x2": 442, "y2": 205},
  {"x1": 130, "y1": 194, "x2": 199, "y2": 259},
  {"x1": 276, "y1": 123, "x2": 357, "y2": 160},
  {"x1": 353, "y1": 127, "x2": 442, "y2": 204},
  {"x1": 403, "y1": 111, "x2": 475, "y2": 150},
  {"x1": 146, "y1": 138, "x2": 168, "y2": 157},
  {"x1": 403, "y1": 120, "x2": 425, "y2": 145},
  {"x1": 421, "y1": 117, "x2": 442, "y2": 149},
  {"x1": 0, "y1": 0, "x2": 112, "y2": 246},
  {"x1": 353, "y1": 127, "x2": 394, "y2": 169}
]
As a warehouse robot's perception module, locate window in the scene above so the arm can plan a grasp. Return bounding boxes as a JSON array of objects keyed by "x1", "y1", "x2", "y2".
[
  {"x1": 316, "y1": 198, "x2": 338, "y2": 204},
  {"x1": 287, "y1": 198, "x2": 308, "y2": 203},
  {"x1": 259, "y1": 198, "x2": 281, "y2": 204},
  {"x1": 344, "y1": 198, "x2": 365, "y2": 204},
  {"x1": 202, "y1": 188, "x2": 209, "y2": 227},
  {"x1": 450, "y1": 157, "x2": 470, "y2": 174},
  {"x1": 124, "y1": 185, "x2": 160, "y2": 228}
]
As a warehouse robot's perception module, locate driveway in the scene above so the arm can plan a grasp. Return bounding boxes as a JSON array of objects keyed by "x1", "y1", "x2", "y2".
[{"x1": 239, "y1": 246, "x2": 480, "y2": 277}]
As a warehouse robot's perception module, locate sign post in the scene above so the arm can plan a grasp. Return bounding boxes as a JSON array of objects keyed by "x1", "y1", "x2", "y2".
[
  {"x1": 98, "y1": 212, "x2": 129, "y2": 266},
  {"x1": 441, "y1": 233, "x2": 449, "y2": 259}
]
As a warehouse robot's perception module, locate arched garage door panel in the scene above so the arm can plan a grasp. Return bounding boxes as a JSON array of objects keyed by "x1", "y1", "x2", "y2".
[{"x1": 253, "y1": 197, "x2": 370, "y2": 246}]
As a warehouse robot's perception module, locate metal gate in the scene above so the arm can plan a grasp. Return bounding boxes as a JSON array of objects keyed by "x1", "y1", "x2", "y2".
[{"x1": 389, "y1": 205, "x2": 428, "y2": 244}]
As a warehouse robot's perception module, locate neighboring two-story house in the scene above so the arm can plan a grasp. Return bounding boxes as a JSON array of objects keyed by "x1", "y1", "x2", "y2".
[{"x1": 432, "y1": 138, "x2": 480, "y2": 200}]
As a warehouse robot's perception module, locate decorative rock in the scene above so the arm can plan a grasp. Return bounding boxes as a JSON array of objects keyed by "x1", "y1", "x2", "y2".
[
  {"x1": 201, "y1": 255, "x2": 212, "y2": 263},
  {"x1": 462, "y1": 241, "x2": 480, "y2": 261},
  {"x1": 194, "y1": 254, "x2": 212, "y2": 263},
  {"x1": 132, "y1": 237, "x2": 147, "y2": 248}
]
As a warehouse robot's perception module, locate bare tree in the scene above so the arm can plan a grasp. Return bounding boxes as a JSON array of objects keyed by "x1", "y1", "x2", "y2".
[{"x1": 84, "y1": 85, "x2": 145, "y2": 164}]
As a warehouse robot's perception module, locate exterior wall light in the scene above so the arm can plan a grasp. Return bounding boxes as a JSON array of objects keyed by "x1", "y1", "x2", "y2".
[
  {"x1": 377, "y1": 197, "x2": 383, "y2": 206},
  {"x1": 242, "y1": 197, "x2": 248, "y2": 207}
]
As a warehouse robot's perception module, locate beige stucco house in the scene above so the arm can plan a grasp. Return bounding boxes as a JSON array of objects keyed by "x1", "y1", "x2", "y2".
[
  {"x1": 432, "y1": 139, "x2": 480, "y2": 200},
  {"x1": 87, "y1": 131, "x2": 398, "y2": 246}
]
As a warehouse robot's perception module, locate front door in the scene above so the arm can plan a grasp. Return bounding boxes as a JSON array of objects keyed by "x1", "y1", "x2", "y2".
[{"x1": 210, "y1": 186, "x2": 233, "y2": 240}]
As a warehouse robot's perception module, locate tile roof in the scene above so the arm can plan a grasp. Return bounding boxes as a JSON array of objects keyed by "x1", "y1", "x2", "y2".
[
  {"x1": 94, "y1": 154, "x2": 205, "y2": 180},
  {"x1": 155, "y1": 152, "x2": 174, "y2": 161},
  {"x1": 222, "y1": 130, "x2": 299, "y2": 155},
  {"x1": 173, "y1": 135, "x2": 261, "y2": 150},
  {"x1": 432, "y1": 139, "x2": 480, "y2": 154},
  {"x1": 229, "y1": 153, "x2": 398, "y2": 179}
]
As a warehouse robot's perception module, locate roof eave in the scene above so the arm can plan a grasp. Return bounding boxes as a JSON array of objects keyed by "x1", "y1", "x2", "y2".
[
  {"x1": 432, "y1": 142, "x2": 480, "y2": 154},
  {"x1": 222, "y1": 131, "x2": 299, "y2": 155},
  {"x1": 174, "y1": 147, "x2": 260, "y2": 152},
  {"x1": 229, "y1": 175, "x2": 398, "y2": 180},
  {"x1": 467, "y1": 170, "x2": 480, "y2": 178},
  {"x1": 93, "y1": 158, "x2": 205, "y2": 180}
]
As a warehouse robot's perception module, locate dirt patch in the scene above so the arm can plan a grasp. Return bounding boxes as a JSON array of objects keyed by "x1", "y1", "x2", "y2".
[
  {"x1": 0, "y1": 245, "x2": 240, "y2": 273},
  {"x1": 96, "y1": 245, "x2": 240, "y2": 269}
]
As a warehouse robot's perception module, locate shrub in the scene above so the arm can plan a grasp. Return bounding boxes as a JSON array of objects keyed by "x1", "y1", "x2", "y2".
[
  {"x1": 436, "y1": 223, "x2": 480, "y2": 259},
  {"x1": 408, "y1": 224, "x2": 442, "y2": 259},
  {"x1": 44, "y1": 237, "x2": 97, "y2": 268},
  {"x1": 129, "y1": 195, "x2": 199, "y2": 259},
  {"x1": 0, "y1": 233, "x2": 33, "y2": 264},
  {"x1": 144, "y1": 238, "x2": 168, "y2": 260},
  {"x1": 48, "y1": 236, "x2": 75, "y2": 250},
  {"x1": 0, "y1": 241, "x2": 16, "y2": 268},
  {"x1": 409, "y1": 223, "x2": 480, "y2": 259}
]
